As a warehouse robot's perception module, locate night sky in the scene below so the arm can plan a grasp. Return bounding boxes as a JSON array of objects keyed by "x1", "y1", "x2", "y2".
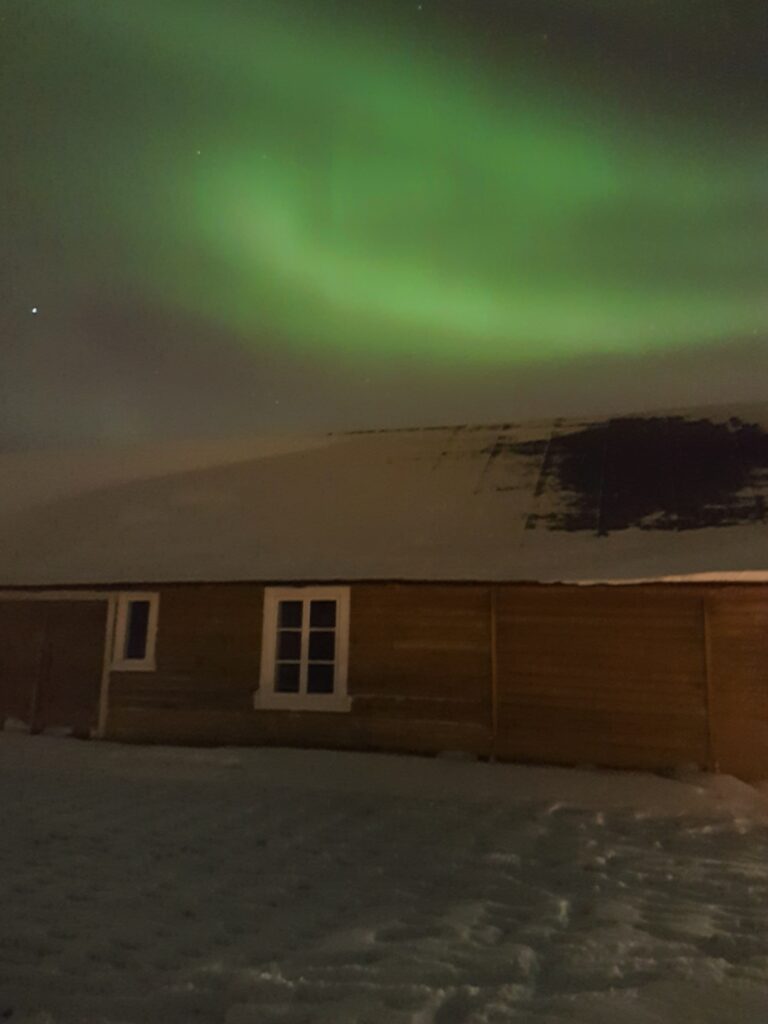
[{"x1": 2, "y1": 1, "x2": 766, "y2": 448}]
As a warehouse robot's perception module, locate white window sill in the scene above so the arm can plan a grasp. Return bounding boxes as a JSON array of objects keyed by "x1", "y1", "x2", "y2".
[
  {"x1": 253, "y1": 692, "x2": 352, "y2": 714},
  {"x1": 111, "y1": 660, "x2": 157, "y2": 673}
]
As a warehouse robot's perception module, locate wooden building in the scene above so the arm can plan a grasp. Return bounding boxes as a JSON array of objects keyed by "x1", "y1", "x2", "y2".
[{"x1": 1, "y1": 408, "x2": 767, "y2": 779}]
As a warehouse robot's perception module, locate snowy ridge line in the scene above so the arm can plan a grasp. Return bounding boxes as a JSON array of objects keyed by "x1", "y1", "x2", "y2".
[{"x1": 2, "y1": 403, "x2": 768, "y2": 585}]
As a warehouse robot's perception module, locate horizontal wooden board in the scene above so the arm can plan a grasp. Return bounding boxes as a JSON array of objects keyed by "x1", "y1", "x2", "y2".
[
  {"x1": 106, "y1": 707, "x2": 491, "y2": 756},
  {"x1": 497, "y1": 684, "x2": 705, "y2": 715},
  {"x1": 495, "y1": 704, "x2": 707, "y2": 770},
  {"x1": 350, "y1": 695, "x2": 489, "y2": 725}
]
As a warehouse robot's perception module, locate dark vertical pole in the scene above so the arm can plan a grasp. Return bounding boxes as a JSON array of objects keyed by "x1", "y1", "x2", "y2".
[
  {"x1": 489, "y1": 586, "x2": 499, "y2": 762},
  {"x1": 29, "y1": 605, "x2": 52, "y2": 734},
  {"x1": 702, "y1": 595, "x2": 718, "y2": 772}
]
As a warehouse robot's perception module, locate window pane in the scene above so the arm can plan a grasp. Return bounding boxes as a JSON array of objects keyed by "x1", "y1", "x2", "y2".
[
  {"x1": 307, "y1": 663, "x2": 335, "y2": 694},
  {"x1": 278, "y1": 600, "x2": 303, "y2": 628},
  {"x1": 124, "y1": 600, "x2": 150, "y2": 660},
  {"x1": 308, "y1": 630, "x2": 335, "y2": 661},
  {"x1": 310, "y1": 600, "x2": 336, "y2": 628},
  {"x1": 277, "y1": 630, "x2": 301, "y2": 660},
  {"x1": 275, "y1": 663, "x2": 300, "y2": 693}
]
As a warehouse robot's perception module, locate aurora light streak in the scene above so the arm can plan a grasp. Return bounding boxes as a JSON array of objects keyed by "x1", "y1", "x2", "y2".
[{"x1": 1, "y1": 0, "x2": 766, "y2": 442}]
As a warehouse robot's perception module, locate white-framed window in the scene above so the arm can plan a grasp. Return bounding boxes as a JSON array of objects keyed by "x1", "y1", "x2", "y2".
[
  {"x1": 112, "y1": 592, "x2": 159, "y2": 671},
  {"x1": 256, "y1": 586, "x2": 351, "y2": 712}
]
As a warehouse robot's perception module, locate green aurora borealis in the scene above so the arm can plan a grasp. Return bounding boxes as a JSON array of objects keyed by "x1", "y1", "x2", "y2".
[{"x1": 2, "y1": 0, "x2": 767, "y2": 399}]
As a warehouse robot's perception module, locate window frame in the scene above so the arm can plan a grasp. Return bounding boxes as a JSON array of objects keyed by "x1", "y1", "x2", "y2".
[
  {"x1": 111, "y1": 592, "x2": 159, "y2": 672},
  {"x1": 256, "y1": 586, "x2": 351, "y2": 712}
]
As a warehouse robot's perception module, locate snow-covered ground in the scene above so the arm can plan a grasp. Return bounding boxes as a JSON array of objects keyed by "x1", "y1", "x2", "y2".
[{"x1": 1, "y1": 735, "x2": 767, "y2": 1023}]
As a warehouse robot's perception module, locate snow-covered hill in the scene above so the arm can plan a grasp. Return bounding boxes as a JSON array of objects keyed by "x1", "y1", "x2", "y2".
[{"x1": 3, "y1": 404, "x2": 768, "y2": 586}]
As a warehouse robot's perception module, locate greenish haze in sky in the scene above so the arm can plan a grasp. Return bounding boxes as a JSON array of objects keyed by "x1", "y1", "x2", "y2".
[{"x1": 14, "y1": 1, "x2": 768, "y2": 365}]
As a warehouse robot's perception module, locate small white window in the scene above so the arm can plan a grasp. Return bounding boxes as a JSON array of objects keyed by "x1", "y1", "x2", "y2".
[
  {"x1": 256, "y1": 586, "x2": 351, "y2": 712},
  {"x1": 112, "y1": 593, "x2": 159, "y2": 671}
]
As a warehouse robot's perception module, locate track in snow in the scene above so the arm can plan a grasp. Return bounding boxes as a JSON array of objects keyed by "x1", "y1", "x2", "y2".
[{"x1": 1, "y1": 735, "x2": 767, "y2": 1023}]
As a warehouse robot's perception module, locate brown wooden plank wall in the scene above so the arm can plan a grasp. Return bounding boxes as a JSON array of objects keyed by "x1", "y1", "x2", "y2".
[
  {"x1": 706, "y1": 588, "x2": 768, "y2": 780},
  {"x1": 107, "y1": 583, "x2": 493, "y2": 755},
  {"x1": 494, "y1": 585, "x2": 709, "y2": 770},
  {"x1": 0, "y1": 599, "x2": 106, "y2": 734},
  {"x1": 40, "y1": 601, "x2": 108, "y2": 734},
  {"x1": 109, "y1": 584, "x2": 264, "y2": 715},
  {"x1": 0, "y1": 601, "x2": 46, "y2": 727},
  {"x1": 102, "y1": 580, "x2": 768, "y2": 779},
  {"x1": 347, "y1": 584, "x2": 492, "y2": 753}
]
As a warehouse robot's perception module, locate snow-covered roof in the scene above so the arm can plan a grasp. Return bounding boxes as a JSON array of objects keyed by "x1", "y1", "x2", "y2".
[{"x1": 2, "y1": 404, "x2": 768, "y2": 586}]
